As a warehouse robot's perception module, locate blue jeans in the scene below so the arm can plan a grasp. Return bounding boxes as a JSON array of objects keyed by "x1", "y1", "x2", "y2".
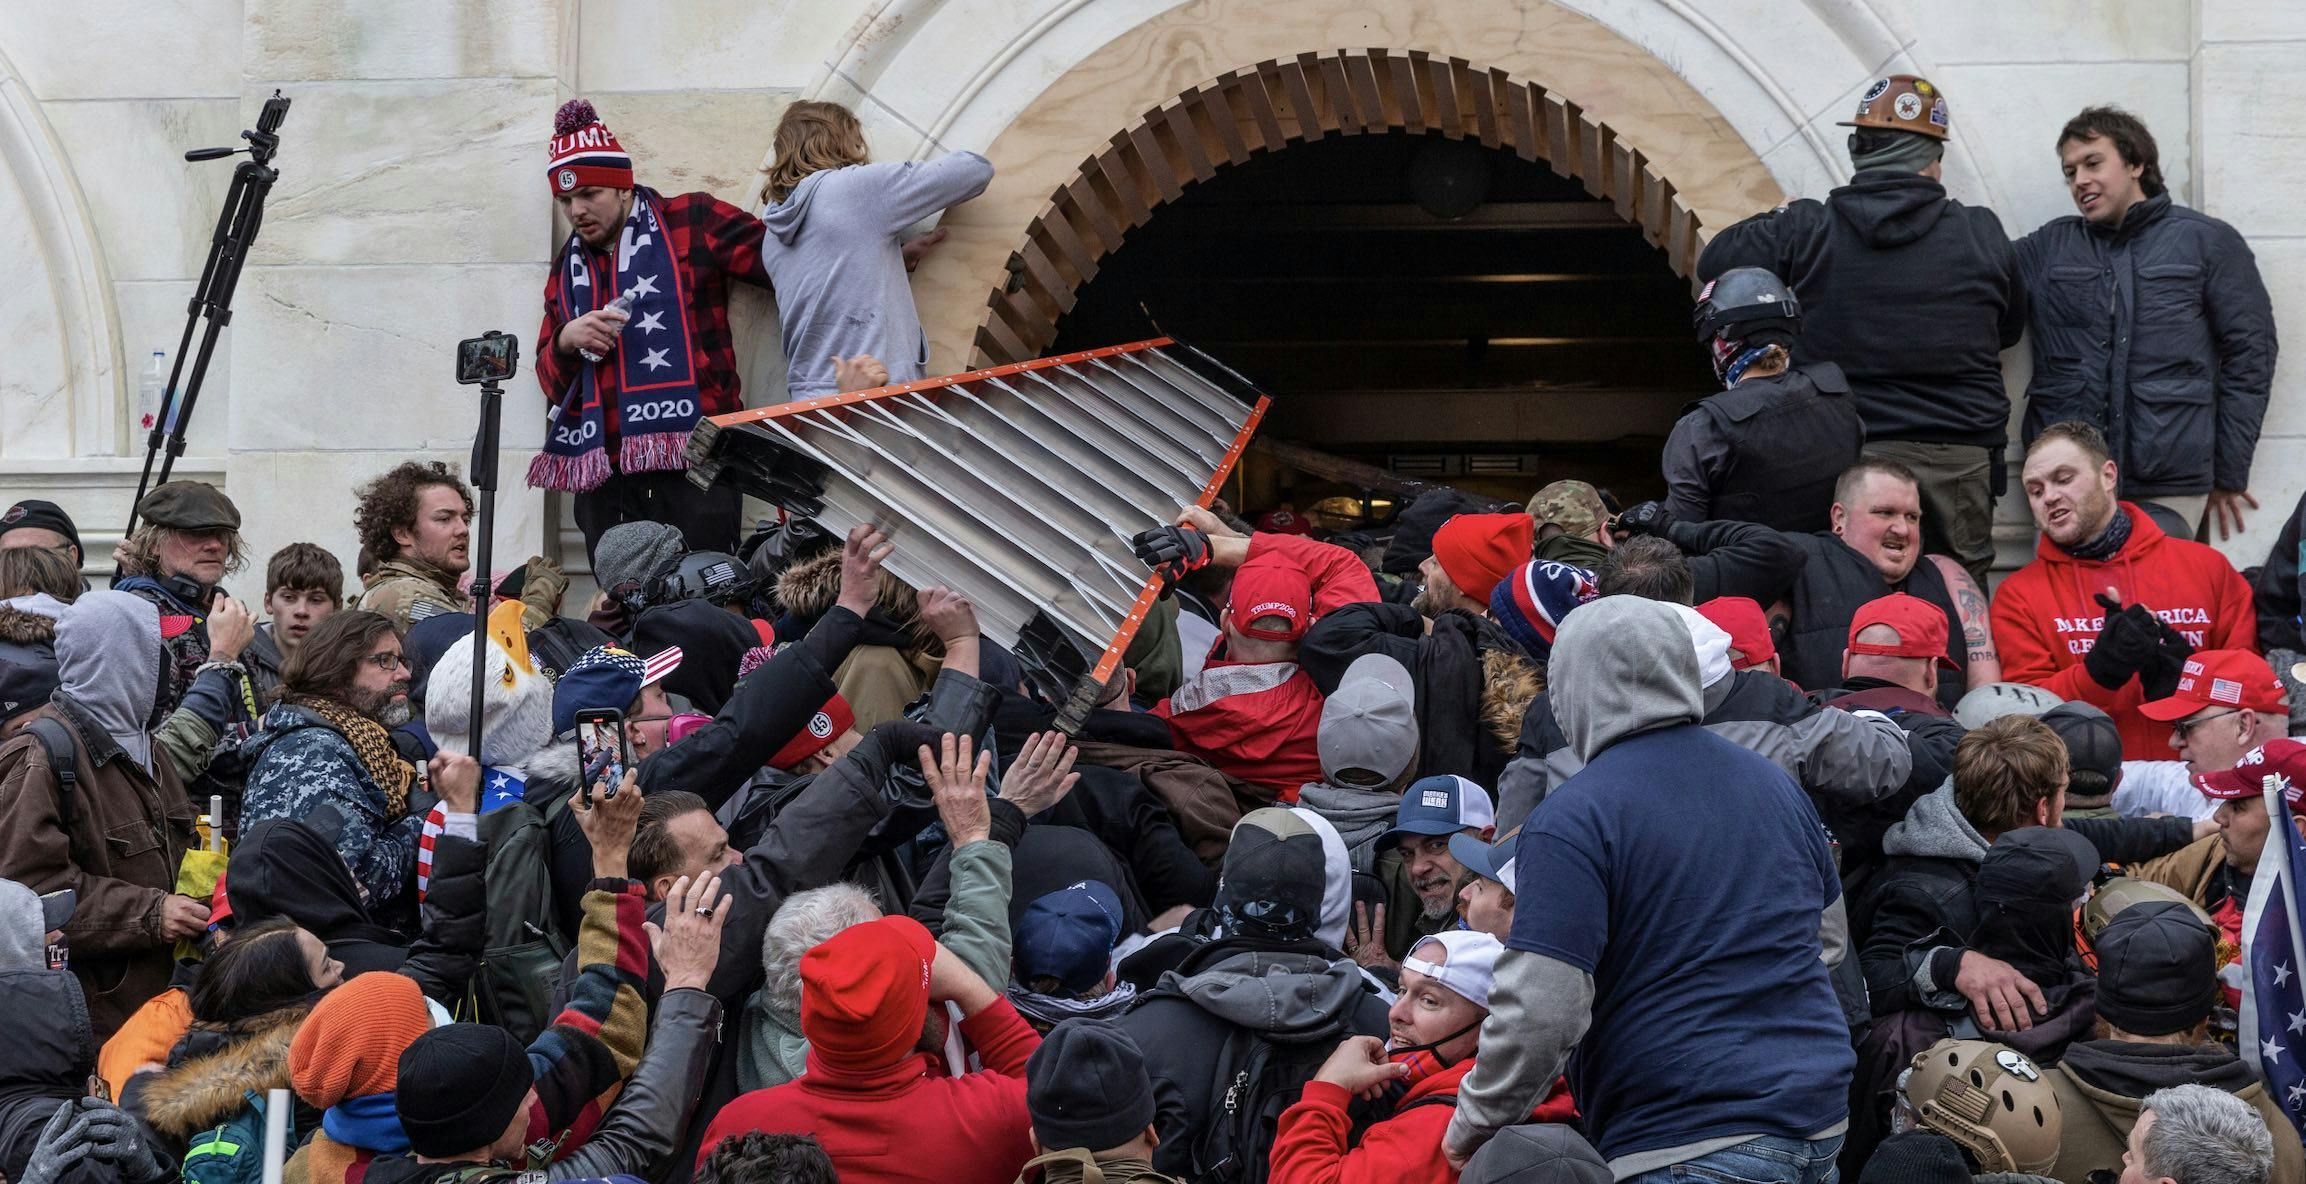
[{"x1": 1624, "y1": 1134, "x2": 1844, "y2": 1184}]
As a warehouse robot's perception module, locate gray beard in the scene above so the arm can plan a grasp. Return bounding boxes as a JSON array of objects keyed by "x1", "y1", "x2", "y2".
[{"x1": 376, "y1": 699, "x2": 411, "y2": 728}]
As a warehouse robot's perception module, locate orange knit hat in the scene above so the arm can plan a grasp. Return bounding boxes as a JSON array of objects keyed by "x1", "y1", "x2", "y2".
[{"x1": 289, "y1": 972, "x2": 433, "y2": 1107}]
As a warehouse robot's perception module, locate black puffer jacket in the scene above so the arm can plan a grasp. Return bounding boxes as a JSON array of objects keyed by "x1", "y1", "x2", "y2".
[
  {"x1": 0, "y1": 970, "x2": 104, "y2": 1184},
  {"x1": 1700, "y1": 171, "x2": 2026, "y2": 448},
  {"x1": 2016, "y1": 193, "x2": 2277, "y2": 495}
]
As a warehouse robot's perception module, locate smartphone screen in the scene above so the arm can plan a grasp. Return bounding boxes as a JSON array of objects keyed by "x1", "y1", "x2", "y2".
[{"x1": 576, "y1": 712, "x2": 629, "y2": 798}]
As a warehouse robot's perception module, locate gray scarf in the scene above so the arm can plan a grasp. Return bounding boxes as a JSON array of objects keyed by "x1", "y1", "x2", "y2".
[{"x1": 1851, "y1": 133, "x2": 1943, "y2": 175}]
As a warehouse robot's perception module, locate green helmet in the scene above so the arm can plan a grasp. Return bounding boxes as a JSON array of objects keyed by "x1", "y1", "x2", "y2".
[{"x1": 2084, "y1": 877, "x2": 2211, "y2": 943}]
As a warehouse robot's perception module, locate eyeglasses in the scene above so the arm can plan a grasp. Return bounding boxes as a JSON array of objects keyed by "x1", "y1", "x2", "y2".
[
  {"x1": 363, "y1": 651, "x2": 410, "y2": 672},
  {"x1": 2172, "y1": 708, "x2": 2243, "y2": 742}
]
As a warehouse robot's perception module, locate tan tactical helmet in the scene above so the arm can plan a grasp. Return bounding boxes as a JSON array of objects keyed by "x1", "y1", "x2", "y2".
[
  {"x1": 1840, "y1": 74, "x2": 1950, "y2": 141},
  {"x1": 2083, "y1": 877, "x2": 2212, "y2": 943},
  {"x1": 1900, "y1": 1040, "x2": 2061, "y2": 1173}
]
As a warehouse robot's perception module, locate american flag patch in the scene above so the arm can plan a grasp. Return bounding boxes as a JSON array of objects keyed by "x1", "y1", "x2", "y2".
[{"x1": 2213, "y1": 677, "x2": 2244, "y2": 705}]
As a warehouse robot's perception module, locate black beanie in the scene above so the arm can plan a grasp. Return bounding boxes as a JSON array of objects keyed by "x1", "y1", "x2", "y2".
[
  {"x1": 2096, "y1": 901, "x2": 2222, "y2": 1036},
  {"x1": 396, "y1": 1024, "x2": 536, "y2": 1158},
  {"x1": 1858, "y1": 1132, "x2": 1973, "y2": 1184},
  {"x1": 1025, "y1": 1019, "x2": 1154, "y2": 1153}
]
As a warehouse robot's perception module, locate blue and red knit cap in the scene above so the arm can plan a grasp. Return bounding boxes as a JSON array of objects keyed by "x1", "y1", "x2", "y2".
[
  {"x1": 1489, "y1": 559, "x2": 1598, "y2": 662},
  {"x1": 547, "y1": 100, "x2": 634, "y2": 195}
]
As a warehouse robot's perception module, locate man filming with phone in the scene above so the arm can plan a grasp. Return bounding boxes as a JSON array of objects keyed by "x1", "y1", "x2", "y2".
[{"x1": 534, "y1": 99, "x2": 775, "y2": 562}]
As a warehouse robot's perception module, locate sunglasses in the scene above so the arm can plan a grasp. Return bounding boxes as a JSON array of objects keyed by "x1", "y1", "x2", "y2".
[{"x1": 2172, "y1": 708, "x2": 2242, "y2": 742}]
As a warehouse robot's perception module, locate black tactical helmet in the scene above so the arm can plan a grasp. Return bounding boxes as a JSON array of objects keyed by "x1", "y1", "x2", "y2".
[
  {"x1": 1693, "y1": 266, "x2": 1802, "y2": 347},
  {"x1": 647, "y1": 550, "x2": 755, "y2": 608}
]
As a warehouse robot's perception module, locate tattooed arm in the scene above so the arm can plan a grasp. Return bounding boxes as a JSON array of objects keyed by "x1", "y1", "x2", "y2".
[{"x1": 1930, "y1": 555, "x2": 2002, "y2": 688}]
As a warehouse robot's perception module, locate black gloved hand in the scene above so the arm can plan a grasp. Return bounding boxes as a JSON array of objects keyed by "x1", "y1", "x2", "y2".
[
  {"x1": 2084, "y1": 595, "x2": 2163, "y2": 691},
  {"x1": 1610, "y1": 501, "x2": 1672, "y2": 539},
  {"x1": 1129, "y1": 525, "x2": 1211, "y2": 575},
  {"x1": 2140, "y1": 611, "x2": 2196, "y2": 702}
]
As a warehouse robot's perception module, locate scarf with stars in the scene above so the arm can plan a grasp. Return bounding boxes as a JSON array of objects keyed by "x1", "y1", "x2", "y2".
[{"x1": 532, "y1": 185, "x2": 703, "y2": 492}]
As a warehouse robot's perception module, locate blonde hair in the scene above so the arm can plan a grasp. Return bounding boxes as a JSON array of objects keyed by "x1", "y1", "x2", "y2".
[
  {"x1": 118, "y1": 522, "x2": 247, "y2": 581},
  {"x1": 762, "y1": 101, "x2": 869, "y2": 204}
]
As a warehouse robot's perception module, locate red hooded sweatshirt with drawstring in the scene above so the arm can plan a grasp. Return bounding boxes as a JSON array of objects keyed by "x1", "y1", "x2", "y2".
[
  {"x1": 1990, "y1": 502, "x2": 2256, "y2": 759},
  {"x1": 1270, "y1": 1061, "x2": 1577, "y2": 1184}
]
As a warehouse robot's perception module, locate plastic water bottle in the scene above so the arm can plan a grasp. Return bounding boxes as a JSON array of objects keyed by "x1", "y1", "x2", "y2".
[
  {"x1": 578, "y1": 287, "x2": 639, "y2": 363},
  {"x1": 138, "y1": 351, "x2": 166, "y2": 437}
]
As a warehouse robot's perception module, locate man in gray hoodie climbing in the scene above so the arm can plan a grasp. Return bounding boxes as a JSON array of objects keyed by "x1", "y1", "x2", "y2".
[
  {"x1": 1442, "y1": 596, "x2": 1854, "y2": 1183},
  {"x1": 757, "y1": 101, "x2": 994, "y2": 400}
]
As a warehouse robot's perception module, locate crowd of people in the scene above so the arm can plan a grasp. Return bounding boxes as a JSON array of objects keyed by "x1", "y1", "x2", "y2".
[{"x1": 0, "y1": 69, "x2": 2300, "y2": 1184}]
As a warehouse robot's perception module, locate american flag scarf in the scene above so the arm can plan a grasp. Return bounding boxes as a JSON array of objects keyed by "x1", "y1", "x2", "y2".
[{"x1": 530, "y1": 186, "x2": 703, "y2": 492}]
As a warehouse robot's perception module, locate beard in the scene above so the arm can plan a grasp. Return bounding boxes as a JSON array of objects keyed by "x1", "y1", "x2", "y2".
[
  {"x1": 1414, "y1": 879, "x2": 1458, "y2": 922},
  {"x1": 353, "y1": 681, "x2": 411, "y2": 726}
]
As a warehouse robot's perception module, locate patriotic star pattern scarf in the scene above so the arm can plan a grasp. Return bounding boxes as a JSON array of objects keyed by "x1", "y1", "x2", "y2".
[{"x1": 531, "y1": 185, "x2": 705, "y2": 492}]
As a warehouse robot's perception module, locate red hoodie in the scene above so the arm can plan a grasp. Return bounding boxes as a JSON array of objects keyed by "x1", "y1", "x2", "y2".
[
  {"x1": 1269, "y1": 1061, "x2": 1578, "y2": 1184},
  {"x1": 1154, "y1": 533, "x2": 1379, "y2": 799},
  {"x1": 696, "y1": 998, "x2": 1041, "y2": 1184},
  {"x1": 1991, "y1": 502, "x2": 2256, "y2": 759}
]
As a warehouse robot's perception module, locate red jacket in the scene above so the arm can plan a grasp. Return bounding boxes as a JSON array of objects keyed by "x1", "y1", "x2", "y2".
[
  {"x1": 1269, "y1": 1061, "x2": 1578, "y2": 1184},
  {"x1": 696, "y1": 998, "x2": 1041, "y2": 1184},
  {"x1": 1152, "y1": 533, "x2": 1378, "y2": 799},
  {"x1": 1991, "y1": 502, "x2": 2257, "y2": 759}
]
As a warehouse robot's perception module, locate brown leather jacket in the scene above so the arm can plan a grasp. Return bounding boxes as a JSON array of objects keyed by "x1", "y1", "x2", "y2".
[{"x1": 0, "y1": 694, "x2": 196, "y2": 1038}]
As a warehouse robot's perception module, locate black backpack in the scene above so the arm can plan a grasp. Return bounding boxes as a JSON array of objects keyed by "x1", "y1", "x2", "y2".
[
  {"x1": 469, "y1": 800, "x2": 569, "y2": 1042},
  {"x1": 1182, "y1": 1024, "x2": 1339, "y2": 1184},
  {"x1": 24, "y1": 717, "x2": 92, "y2": 866}
]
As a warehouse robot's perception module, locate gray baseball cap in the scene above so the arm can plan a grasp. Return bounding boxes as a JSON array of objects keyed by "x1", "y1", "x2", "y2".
[
  {"x1": 1318, "y1": 653, "x2": 1418, "y2": 788},
  {"x1": 1953, "y1": 681, "x2": 2062, "y2": 730},
  {"x1": 1461, "y1": 1123, "x2": 1611, "y2": 1184}
]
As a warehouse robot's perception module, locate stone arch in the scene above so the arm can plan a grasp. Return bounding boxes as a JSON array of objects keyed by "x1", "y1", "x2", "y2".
[
  {"x1": 0, "y1": 43, "x2": 123, "y2": 458},
  {"x1": 969, "y1": 48, "x2": 1711, "y2": 365}
]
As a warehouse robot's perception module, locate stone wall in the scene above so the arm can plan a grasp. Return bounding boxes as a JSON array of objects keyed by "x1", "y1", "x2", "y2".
[{"x1": 0, "y1": 0, "x2": 2295, "y2": 600}]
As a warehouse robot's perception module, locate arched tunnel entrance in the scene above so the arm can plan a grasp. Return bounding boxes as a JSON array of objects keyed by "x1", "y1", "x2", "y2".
[{"x1": 1046, "y1": 129, "x2": 1711, "y2": 517}]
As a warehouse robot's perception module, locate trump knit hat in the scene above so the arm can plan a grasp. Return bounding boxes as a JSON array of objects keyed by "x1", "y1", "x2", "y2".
[
  {"x1": 547, "y1": 100, "x2": 634, "y2": 194},
  {"x1": 2140, "y1": 649, "x2": 2287, "y2": 723},
  {"x1": 1489, "y1": 559, "x2": 1597, "y2": 663},
  {"x1": 1432, "y1": 513, "x2": 1534, "y2": 603},
  {"x1": 800, "y1": 914, "x2": 939, "y2": 1071}
]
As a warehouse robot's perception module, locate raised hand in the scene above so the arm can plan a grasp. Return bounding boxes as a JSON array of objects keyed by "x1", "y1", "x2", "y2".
[{"x1": 998, "y1": 730, "x2": 1081, "y2": 817}]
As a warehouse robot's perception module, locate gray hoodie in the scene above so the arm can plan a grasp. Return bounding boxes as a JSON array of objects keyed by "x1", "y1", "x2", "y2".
[
  {"x1": 1881, "y1": 781, "x2": 1989, "y2": 862},
  {"x1": 758, "y1": 152, "x2": 995, "y2": 399},
  {"x1": 1549, "y1": 597, "x2": 1703, "y2": 764},
  {"x1": 55, "y1": 591, "x2": 160, "y2": 771}
]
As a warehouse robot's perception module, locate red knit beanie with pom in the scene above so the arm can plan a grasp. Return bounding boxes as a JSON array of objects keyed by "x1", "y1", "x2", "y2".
[{"x1": 547, "y1": 100, "x2": 634, "y2": 194}]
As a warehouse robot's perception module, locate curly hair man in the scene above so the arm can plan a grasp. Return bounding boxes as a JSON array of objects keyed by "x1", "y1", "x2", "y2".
[{"x1": 353, "y1": 460, "x2": 564, "y2": 632}]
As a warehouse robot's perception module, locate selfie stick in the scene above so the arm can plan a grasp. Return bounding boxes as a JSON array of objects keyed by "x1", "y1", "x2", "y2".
[
  {"x1": 464, "y1": 332, "x2": 513, "y2": 766},
  {"x1": 125, "y1": 91, "x2": 290, "y2": 548}
]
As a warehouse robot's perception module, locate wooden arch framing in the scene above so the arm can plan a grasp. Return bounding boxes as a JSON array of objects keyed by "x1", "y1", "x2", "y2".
[{"x1": 971, "y1": 47, "x2": 1708, "y2": 366}]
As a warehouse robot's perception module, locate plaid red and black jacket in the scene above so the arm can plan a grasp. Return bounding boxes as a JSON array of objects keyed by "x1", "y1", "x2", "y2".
[{"x1": 535, "y1": 190, "x2": 772, "y2": 453}]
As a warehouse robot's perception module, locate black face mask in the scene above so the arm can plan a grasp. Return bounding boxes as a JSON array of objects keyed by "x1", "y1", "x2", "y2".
[{"x1": 158, "y1": 571, "x2": 212, "y2": 612}]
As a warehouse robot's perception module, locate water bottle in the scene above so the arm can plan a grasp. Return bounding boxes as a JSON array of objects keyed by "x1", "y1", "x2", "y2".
[
  {"x1": 138, "y1": 351, "x2": 167, "y2": 438},
  {"x1": 578, "y1": 287, "x2": 639, "y2": 363}
]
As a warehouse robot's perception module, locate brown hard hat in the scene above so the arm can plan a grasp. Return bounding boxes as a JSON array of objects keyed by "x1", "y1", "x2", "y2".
[{"x1": 1840, "y1": 74, "x2": 1949, "y2": 141}]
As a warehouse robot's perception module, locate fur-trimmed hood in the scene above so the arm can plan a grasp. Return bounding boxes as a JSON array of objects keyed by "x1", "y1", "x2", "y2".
[
  {"x1": 137, "y1": 1004, "x2": 310, "y2": 1137},
  {"x1": 0, "y1": 604, "x2": 56, "y2": 646},
  {"x1": 775, "y1": 548, "x2": 919, "y2": 629},
  {"x1": 1480, "y1": 647, "x2": 1542, "y2": 748}
]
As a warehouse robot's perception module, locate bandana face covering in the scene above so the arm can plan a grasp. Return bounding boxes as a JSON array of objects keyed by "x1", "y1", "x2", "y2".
[{"x1": 1377, "y1": 1017, "x2": 1482, "y2": 1107}]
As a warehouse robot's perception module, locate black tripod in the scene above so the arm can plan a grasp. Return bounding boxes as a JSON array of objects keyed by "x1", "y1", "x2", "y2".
[{"x1": 123, "y1": 90, "x2": 290, "y2": 542}]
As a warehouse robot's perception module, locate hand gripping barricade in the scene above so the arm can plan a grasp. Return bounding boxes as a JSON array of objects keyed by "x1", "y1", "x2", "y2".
[{"x1": 684, "y1": 337, "x2": 1269, "y2": 728}]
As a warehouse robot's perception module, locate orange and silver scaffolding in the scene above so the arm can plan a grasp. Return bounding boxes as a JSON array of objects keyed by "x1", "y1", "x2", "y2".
[{"x1": 685, "y1": 337, "x2": 1269, "y2": 726}]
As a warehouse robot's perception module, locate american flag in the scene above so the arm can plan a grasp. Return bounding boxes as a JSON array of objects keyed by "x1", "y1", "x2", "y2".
[
  {"x1": 414, "y1": 766, "x2": 527, "y2": 897},
  {"x1": 2241, "y1": 769, "x2": 2306, "y2": 1140}
]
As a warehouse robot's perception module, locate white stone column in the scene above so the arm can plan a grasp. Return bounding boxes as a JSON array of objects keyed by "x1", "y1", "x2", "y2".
[{"x1": 226, "y1": 1, "x2": 570, "y2": 591}]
